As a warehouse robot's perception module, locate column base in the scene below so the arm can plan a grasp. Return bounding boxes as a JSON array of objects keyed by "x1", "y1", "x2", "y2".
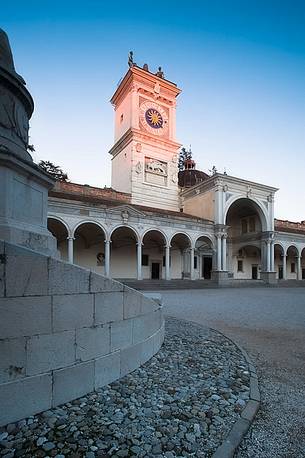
[
  {"x1": 260, "y1": 271, "x2": 277, "y2": 284},
  {"x1": 211, "y1": 270, "x2": 231, "y2": 286}
]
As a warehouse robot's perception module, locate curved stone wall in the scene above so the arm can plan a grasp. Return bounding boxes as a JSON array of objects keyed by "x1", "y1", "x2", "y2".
[{"x1": 0, "y1": 240, "x2": 164, "y2": 426}]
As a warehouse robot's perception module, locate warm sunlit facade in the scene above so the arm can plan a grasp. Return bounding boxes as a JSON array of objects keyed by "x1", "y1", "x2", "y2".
[{"x1": 48, "y1": 64, "x2": 305, "y2": 284}]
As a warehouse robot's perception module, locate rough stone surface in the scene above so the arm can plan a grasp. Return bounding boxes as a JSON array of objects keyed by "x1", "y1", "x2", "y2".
[
  {"x1": 161, "y1": 288, "x2": 305, "y2": 458},
  {"x1": 0, "y1": 317, "x2": 250, "y2": 457}
]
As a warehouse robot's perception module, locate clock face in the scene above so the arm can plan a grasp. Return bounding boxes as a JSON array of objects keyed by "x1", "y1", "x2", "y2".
[{"x1": 139, "y1": 101, "x2": 168, "y2": 136}]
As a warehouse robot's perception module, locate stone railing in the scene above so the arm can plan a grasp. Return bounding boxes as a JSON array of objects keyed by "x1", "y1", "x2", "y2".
[{"x1": 0, "y1": 241, "x2": 164, "y2": 426}]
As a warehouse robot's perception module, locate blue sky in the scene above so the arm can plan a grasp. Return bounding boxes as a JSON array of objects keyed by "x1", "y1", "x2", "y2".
[{"x1": 2, "y1": 1, "x2": 305, "y2": 220}]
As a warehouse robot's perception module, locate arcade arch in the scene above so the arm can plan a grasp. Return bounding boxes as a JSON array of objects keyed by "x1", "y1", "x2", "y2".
[
  {"x1": 226, "y1": 198, "x2": 266, "y2": 279},
  {"x1": 110, "y1": 226, "x2": 138, "y2": 279},
  {"x1": 73, "y1": 222, "x2": 106, "y2": 274},
  {"x1": 47, "y1": 217, "x2": 69, "y2": 261}
]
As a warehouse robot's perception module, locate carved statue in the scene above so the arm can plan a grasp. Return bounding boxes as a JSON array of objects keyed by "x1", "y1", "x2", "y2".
[
  {"x1": 0, "y1": 28, "x2": 25, "y2": 83},
  {"x1": 128, "y1": 51, "x2": 134, "y2": 68},
  {"x1": 155, "y1": 66, "x2": 164, "y2": 79},
  {"x1": 145, "y1": 160, "x2": 167, "y2": 175}
]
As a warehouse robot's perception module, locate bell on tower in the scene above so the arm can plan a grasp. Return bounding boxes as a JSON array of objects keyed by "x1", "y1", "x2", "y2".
[{"x1": 108, "y1": 55, "x2": 182, "y2": 212}]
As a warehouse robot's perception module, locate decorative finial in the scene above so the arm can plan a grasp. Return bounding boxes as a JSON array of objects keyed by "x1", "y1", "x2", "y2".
[
  {"x1": 143, "y1": 63, "x2": 149, "y2": 71},
  {"x1": 128, "y1": 51, "x2": 135, "y2": 68},
  {"x1": 155, "y1": 66, "x2": 164, "y2": 79}
]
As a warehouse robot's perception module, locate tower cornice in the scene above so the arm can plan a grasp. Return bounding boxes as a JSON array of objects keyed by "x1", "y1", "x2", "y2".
[
  {"x1": 108, "y1": 127, "x2": 181, "y2": 158},
  {"x1": 110, "y1": 65, "x2": 181, "y2": 107}
]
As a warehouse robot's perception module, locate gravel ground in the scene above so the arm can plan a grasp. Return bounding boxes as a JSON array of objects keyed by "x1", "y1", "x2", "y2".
[
  {"x1": 159, "y1": 287, "x2": 305, "y2": 458},
  {"x1": 0, "y1": 317, "x2": 250, "y2": 458}
]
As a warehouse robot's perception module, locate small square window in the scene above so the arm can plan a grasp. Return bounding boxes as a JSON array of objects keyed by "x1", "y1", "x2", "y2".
[
  {"x1": 237, "y1": 260, "x2": 243, "y2": 272},
  {"x1": 120, "y1": 114, "x2": 124, "y2": 123},
  {"x1": 291, "y1": 262, "x2": 296, "y2": 273},
  {"x1": 142, "y1": 254, "x2": 149, "y2": 266}
]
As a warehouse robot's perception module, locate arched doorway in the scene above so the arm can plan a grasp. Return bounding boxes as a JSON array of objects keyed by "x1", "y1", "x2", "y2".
[
  {"x1": 47, "y1": 218, "x2": 69, "y2": 261},
  {"x1": 73, "y1": 222, "x2": 106, "y2": 273},
  {"x1": 170, "y1": 233, "x2": 192, "y2": 279},
  {"x1": 195, "y1": 236, "x2": 214, "y2": 280},
  {"x1": 142, "y1": 230, "x2": 167, "y2": 280},
  {"x1": 110, "y1": 226, "x2": 138, "y2": 279},
  {"x1": 225, "y1": 198, "x2": 266, "y2": 279}
]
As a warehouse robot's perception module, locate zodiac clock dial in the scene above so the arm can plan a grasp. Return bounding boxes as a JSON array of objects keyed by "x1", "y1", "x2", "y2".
[{"x1": 139, "y1": 101, "x2": 168, "y2": 136}]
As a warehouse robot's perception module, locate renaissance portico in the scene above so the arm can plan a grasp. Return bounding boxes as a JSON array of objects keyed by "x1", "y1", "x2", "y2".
[{"x1": 48, "y1": 58, "x2": 305, "y2": 284}]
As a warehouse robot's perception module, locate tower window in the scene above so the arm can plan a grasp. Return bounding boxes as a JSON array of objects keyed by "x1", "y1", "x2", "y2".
[{"x1": 120, "y1": 114, "x2": 124, "y2": 123}]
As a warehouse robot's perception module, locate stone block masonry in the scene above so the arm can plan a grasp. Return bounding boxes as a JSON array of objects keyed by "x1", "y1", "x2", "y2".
[{"x1": 0, "y1": 241, "x2": 164, "y2": 426}]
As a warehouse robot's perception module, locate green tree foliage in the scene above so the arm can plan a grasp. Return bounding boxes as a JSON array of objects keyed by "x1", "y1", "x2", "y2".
[{"x1": 38, "y1": 160, "x2": 69, "y2": 182}]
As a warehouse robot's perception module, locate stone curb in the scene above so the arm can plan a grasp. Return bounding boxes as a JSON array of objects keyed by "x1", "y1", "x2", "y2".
[{"x1": 211, "y1": 329, "x2": 260, "y2": 458}]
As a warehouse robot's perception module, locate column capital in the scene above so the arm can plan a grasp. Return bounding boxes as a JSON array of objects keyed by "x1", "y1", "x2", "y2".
[{"x1": 67, "y1": 236, "x2": 75, "y2": 241}]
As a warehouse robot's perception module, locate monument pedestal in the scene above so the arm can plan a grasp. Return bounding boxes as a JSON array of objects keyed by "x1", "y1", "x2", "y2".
[
  {"x1": 211, "y1": 270, "x2": 231, "y2": 286},
  {"x1": 260, "y1": 271, "x2": 277, "y2": 284},
  {"x1": 0, "y1": 29, "x2": 57, "y2": 256},
  {"x1": 0, "y1": 149, "x2": 57, "y2": 255}
]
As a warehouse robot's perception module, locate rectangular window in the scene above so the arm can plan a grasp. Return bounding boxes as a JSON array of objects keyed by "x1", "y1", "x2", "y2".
[
  {"x1": 237, "y1": 260, "x2": 243, "y2": 272},
  {"x1": 194, "y1": 256, "x2": 198, "y2": 269},
  {"x1": 291, "y1": 262, "x2": 296, "y2": 273},
  {"x1": 142, "y1": 254, "x2": 149, "y2": 266},
  {"x1": 249, "y1": 217, "x2": 256, "y2": 232},
  {"x1": 241, "y1": 219, "x2": 248, "y2": 234}
]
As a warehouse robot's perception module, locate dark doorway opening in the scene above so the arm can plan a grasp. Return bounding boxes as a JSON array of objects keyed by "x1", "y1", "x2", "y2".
[
  {"x1": 252, "y1": 265, "x2": 258, "y2": 280},
  {"x1": 151, "y1": 262, "x2": 160, "y2": 280},
  {"x1": 202, "y1": 256, "x2": 212, "y2": 279},
  {"x1": 302, "y1": 268, "x2": 305, "y2": 280},
  {"x1": 279, "y1": 266, "x2": 283, "y2": 280}
]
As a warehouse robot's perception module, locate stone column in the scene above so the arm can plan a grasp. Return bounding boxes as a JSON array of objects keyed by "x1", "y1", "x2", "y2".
[
  {"x1": 266, "y1": 240, "x2": 271, "y2": 272},
  {"x1": 282, "y1": 254, "x2": 287, "y2": 280},
  {"x1": 270, "y1": 240, "x2": 275, "y2": 271},
  {"x1": 216, "y1": 234, "x2": 222, "y2": 271},
  {"x1": 297, "y1": 255, "x2": 302, "y2": 280},
  {"x1": 165, "y1": 244, "x2": 171, "y2": 280},
  {"x1": 67, "y1": 236, "x2": 74, "y2": 264},
  {"x1": 222, "y1": 235, "x2": 227, "y2": 271},
  {"x1": 137, "y1": 242, "x2": 142, "y2": 281},
  {"x1": 190, "y1": 247, "x2": 195, "y2": 280},
  {"x1": 104, "y1": 240, "x2": 110, "y2": 277}
]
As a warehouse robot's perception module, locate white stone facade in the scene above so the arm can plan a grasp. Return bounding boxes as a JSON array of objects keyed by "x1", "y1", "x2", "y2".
[{"x1": 48, "y1": 65, "x2": 305, "y2": 283}]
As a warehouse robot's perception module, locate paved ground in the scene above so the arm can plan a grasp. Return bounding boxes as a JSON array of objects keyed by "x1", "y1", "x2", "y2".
[{"x1": 155, "y1": 287, "x2": 305, "y2": 458}]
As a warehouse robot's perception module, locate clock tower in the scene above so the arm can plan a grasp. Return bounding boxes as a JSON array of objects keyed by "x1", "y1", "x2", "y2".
[{"x1": 109, "y1": 61, "x2": 181, "y2": 211}]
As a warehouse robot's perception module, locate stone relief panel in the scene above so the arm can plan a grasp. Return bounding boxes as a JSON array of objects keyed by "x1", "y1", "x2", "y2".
[{"x1": 144, "y1": 157, "x2": 168, "y2": 186}]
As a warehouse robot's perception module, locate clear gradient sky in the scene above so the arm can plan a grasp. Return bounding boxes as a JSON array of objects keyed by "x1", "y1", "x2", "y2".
[{"x1": 2, "y1": 1, "x2": 305, "y2": 220}]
